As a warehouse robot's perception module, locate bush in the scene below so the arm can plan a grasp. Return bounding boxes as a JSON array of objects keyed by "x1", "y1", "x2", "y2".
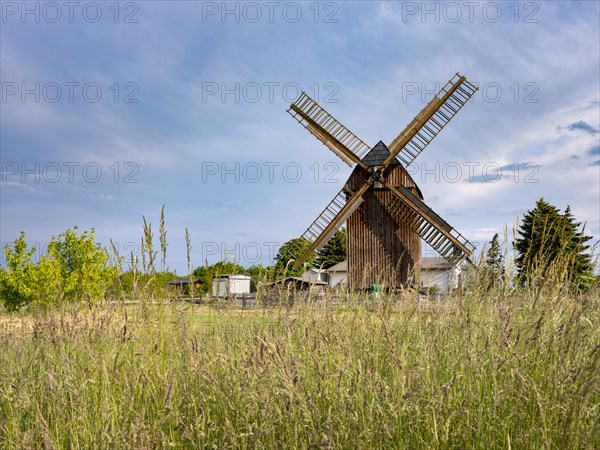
[
  {"x1": 0, "y1": 228, "x2": 111, "y2": 311},
  {"x1": 0, "y1": 231, "x2": 36, "y2": 311}
]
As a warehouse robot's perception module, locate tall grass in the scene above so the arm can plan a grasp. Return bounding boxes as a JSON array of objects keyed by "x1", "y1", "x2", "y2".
[
  {"x1": 1, "y1": 218, "x2": 598, "y2": 448},
  {"x1": 1, "y1": 287, "x2": 598, "y2": 448}
]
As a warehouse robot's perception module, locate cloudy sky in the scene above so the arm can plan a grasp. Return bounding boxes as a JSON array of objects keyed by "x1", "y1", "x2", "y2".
[{"x1": 1, "y1": 1, "x2": 599, "y2": 273}]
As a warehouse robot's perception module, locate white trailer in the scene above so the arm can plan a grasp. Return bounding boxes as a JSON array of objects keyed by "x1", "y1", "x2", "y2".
[{"x1": 212, "y1": 274, "x2": 252, "y2": 298}]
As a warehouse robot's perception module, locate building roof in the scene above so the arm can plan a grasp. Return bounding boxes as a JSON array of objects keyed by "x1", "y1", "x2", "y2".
[
  {"x1": 212, "y1": 274, "x2": 252, "y2": 280},
  {"x1": 327, "y1": 260, "x2": 347, "y2": 272},
  {"x1": 420, "y1": 257, "x2": 453, "y2": 270},
  {"x1": 361, "y1": 141, "x2": 401, "y2": 167}
]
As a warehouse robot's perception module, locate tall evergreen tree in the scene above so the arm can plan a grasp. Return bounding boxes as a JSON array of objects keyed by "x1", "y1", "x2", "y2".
[
  {"x1": 561, "y1": 206, "x2": 595, "y2": 291},
  {"x1": 516, "y1": 198, "x2": 563, "y2": 284},
  {"x1": 515, "y1": 198, "x2": 594, "y2": 291},
  {"x1": 482, "y1": 233, "x2": 504, "y2": 290},
  {"x1": 316, "y1": 229, "x2": 346, "y2": 269}
]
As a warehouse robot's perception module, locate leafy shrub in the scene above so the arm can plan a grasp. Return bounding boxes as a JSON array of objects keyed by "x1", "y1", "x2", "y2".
[
  {"x1": 0, "y1": 228, "x2": 111, "y2": 311},
  {"x1": 0, "y1": 231, "x2": 36, "y2": 311}
]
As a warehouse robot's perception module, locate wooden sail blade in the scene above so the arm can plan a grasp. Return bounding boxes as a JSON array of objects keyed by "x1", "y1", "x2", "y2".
[
  {"x1": 287, "y1": 92, "x2": 370, "y2": 169},
  {"x1": 382, "y1": 180, "x2": 474, "y2": 263},
  {"x1": 292, "y1": 181, "x2": 372, "y2": 270},
  {"x1": 382, "y1": 73, "x2": 478, "y2": 170}
]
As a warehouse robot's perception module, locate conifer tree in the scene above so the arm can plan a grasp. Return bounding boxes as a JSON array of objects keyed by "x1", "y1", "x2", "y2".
[
  {"x1": 316, "y1": 229, "x2": 346, "y2": 269},
  {"x1": 515, "y1": 198, "x2": 594, "y2": 291},
  {"x1": 561, "y1": 206, "x2": 595, "y2": 291},
  {"x1": 482, "y1": 233, "x2": 504, "y2": 290}
]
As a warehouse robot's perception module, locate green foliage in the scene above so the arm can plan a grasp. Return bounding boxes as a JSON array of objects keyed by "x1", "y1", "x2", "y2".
[
  {"x1": 0, "y1": 231, "x2": 36, "y2": 311},
  {"x1": 482, "y1": 233, "x2": 505, "y2": 290},
  {"x1": 48, "y1": 227, "x2": 110, "y2": 303},
  {"x1": 29, "y1": 255, "x2": 63, "y2": 307},
  {"x1": 316, "y1": 229, "x2": 346, "y2": 269},
  {"x1": 192, "y1": 265, "x2": 212, "y2": 294},
  {"x1": 119, "y1": 270, "x2": 136, "y2": 295},
  {"x1": 516, "y1": 198, "x2": 595, "y2": 292},
  {"x1": 211, "y1": 261, "x2": 245, "y2": 275},
  {"x1": 0, "y1": 228, "x2": 112, "y2": 311},
  {"x1": 560, "y1": 206, "x2": 596, "y2": 290},
  {"x1": 274, "y1": 237, "x2": 316, "y2": 277},
  {"x1": 246, "y1": 264, "x2": 278, "y2": 292},
  {"x1": 247, "y1": 264, "x2": 277, "y2": 283}
]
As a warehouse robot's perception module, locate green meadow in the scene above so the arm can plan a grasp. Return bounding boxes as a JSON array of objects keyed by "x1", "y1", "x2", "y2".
[{"x1": 1, "y1": 288, "x2": 598, "y2": 449}]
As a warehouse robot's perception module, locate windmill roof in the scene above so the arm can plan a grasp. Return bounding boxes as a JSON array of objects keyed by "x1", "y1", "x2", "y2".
[{"x1": 361, "y1": 141, "x2": 401, "y2": 167}]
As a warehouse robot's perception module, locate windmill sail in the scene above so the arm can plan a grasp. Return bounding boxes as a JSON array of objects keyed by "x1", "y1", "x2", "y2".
[
  {"x1": 384, "y1": 182, "x2": 474, "y2": 264},
  {"x1": 288, "y1": 92, "x2": 370, "y2": 167},
  {"x1": 383, "y1": 74, "x2": 478, "y2": 169},
  {"x1": 292, "y1": 183, "x2": 371, "y2": 269}
]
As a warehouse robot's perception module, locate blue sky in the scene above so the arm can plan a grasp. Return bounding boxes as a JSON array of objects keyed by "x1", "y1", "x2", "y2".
[{"x1": 1, "y1": 0, "x2": 599, "y2": 274}]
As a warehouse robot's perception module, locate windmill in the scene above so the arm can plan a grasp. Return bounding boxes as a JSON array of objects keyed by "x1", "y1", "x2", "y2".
[{"x1": 286, "y1": 73, "x2": 478, "y2": 289}]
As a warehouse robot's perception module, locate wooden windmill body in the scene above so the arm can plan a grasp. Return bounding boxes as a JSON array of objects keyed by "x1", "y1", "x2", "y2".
[
  {"x1": 286, "y1": 73, "x2": 479, "y2": 289},
  {"x1": 346, "y1": 142, "x2": 423, "y2": 289}
]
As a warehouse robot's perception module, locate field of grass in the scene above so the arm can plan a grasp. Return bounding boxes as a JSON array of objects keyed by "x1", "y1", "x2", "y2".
[{"x1": 1, "y1": 289, "x2": 599, "y2": 449}]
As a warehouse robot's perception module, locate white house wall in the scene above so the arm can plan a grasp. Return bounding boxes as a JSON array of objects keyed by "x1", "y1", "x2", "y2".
[
  {"x1": 328, "y1": 272, "x2": 347, "y2": 289},
  {"x1": 212, "y1": 280, "x2": 228, "y2": 297},
  {"x1": 421, "y1": 270, "x2": 450, "y2": 293},
  {"x1": 212, "y1": 276, "x2": 251, "y2": 297},
  {"x1": 229, "y1": 278, "x2": 251, "y2": 295}
]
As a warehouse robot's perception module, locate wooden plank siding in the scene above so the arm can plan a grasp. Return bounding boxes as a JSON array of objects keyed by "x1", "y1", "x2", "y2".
[{"x1": 345, "y1": 163, "x2": 422, "y2": 289}]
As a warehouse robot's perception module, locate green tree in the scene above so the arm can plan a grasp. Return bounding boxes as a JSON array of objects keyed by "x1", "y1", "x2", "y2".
[
  {"x1": 0, "y1": 231, "x2": 36, "y2": 311},
  {"x1": 274, "y1": 237, "x2": 316, "y2": 277},
  {"x1": 481, "y1": 233, "x2": 504, "y2": 290},
  {"x1": 516, "y1": 198, "x2": 594, "y2": 291},
  {"x1": 316, "y1": 229, "x2": 346, "y2": 269},
  {"x1": 192, "y1": 265, "x2": 212, "y2": 294},
  {"x1": 119, "y1": 270, "x2": 136, "y2": 295},
  {"x1": 247, "y1": 264, "x2": 277, "y2": 292},
  {"x1": 247, "y1": 265, "x2": 276, "y2": 282},
  {"x1": 48, "y1": 227, "x2": 111, "y2": 303},
  {"x1": 561, "y1": 206, "x2": 595, "y2": 291},
  {"x1": 211, "y1": 261, "x2": 245, "y2": 275},
  {"x1": 29, "y1": 255, "x2": 63, "y2": 307}
]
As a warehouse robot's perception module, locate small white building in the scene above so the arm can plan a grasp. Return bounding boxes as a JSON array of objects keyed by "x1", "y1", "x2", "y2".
[
  {"x1": 326, "y1": 260, "x2": 347, "y2": 289},
  {"x1": 419, "y1": 257, "x2": 468, "y2": 293},
  {"x1": 297, "y1": 258, "x2": 468, "y2": 292},
  {"x1": 301, "y1": 261, "x2": 348, "y2": 289},
  {"x1": 301, "y1": 267, "x2": 329, "y2": 284},
  {"x1": 212, "y1": 274, "x2": 252, "y2": 298}
]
